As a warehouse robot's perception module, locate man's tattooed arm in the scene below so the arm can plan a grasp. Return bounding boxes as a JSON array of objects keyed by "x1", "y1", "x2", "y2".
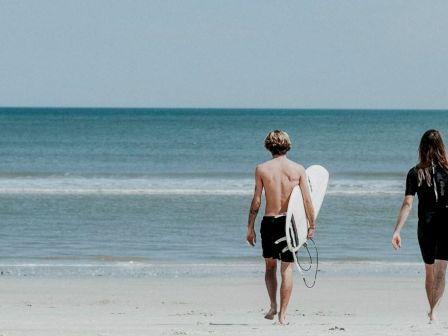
[
  {"x1": 248, "y1": 197, "x2": 261, "y2": 230},
  {"x1": 249, "y1": 207, "x2": 259, "y2": 216},
  {"x1": 246, "y1": 166, "x2": 263, "y2": 246}
]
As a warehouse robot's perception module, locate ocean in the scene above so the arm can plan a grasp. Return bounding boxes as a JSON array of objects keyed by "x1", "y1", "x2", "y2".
[{"x1": 1, "y1": 108, "x2": 447, "y2": 276}]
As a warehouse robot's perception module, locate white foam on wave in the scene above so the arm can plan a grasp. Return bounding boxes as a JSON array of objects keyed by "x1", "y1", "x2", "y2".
[
  {"x1": 327, "y1": 179, "x2": 403, "y2": 195},
  {"x1": 0, "y1": 177, "x2": 253, "y2": 195},
  {"x1": 0, "y1": 177, "x2": 405, "y2": 195},
  {"x1": 0, "y1": 188, "x2": 253, "y2": 195}
]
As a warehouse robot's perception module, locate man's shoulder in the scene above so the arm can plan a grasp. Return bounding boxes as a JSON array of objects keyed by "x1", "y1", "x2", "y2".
[
  {"x1": 287, "y1": 159, "x2": 305, "y2": 171},
  {"x1": 255, "y1": 161, "x2": 270, "y2": 173},
  {"x1": 256, "y1": 158, "x2": 275, "y2": 168}
]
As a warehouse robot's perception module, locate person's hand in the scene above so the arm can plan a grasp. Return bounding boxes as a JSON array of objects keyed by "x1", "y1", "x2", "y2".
[
  {"x1": 392, "y1": 231, "x2": 401, "y2": 250},
  {"x1": 246, "y1": 229, "x2": 256, "y2": 247},
  {"x1": 307, "y1": 227, "x2": 315, "y2": 240}
]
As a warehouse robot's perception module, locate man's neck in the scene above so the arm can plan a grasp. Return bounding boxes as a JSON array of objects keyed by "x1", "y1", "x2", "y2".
[{"x1": 272, "y1": 154, "x2": 286, "y2": 159}]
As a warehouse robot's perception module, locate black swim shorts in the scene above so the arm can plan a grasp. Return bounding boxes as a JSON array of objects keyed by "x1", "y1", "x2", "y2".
[
  {"x1": 418, "y1": 210, "x2": 448, "y2": 264},
  {"x1": 260, "y1": 215, "x2": 294, "y2": 262}
]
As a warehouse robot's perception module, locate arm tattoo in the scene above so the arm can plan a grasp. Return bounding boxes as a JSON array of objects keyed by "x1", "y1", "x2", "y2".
[{"x1": 250, "y1": 208, "x2": 259, "y2": 216}]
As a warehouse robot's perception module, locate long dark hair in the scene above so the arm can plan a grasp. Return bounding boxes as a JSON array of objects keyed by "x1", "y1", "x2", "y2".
[{"x1": 417, "y1": 129, "x2": 448, "y2": 186}]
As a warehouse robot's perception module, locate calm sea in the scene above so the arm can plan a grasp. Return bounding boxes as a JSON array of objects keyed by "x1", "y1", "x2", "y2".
[{"x1": 1, "y1": 108, "x2": 447, "y2": 275}]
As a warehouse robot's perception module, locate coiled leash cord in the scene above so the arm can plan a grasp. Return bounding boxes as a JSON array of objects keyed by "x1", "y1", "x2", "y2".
[{"x1": 296, "y1": 238, "x2": 319, "y2": 288}]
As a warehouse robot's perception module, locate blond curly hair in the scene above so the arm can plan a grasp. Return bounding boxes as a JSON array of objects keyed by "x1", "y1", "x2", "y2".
[{"x1": 264, "y1": 130, "x2": 291, "y2": 155}]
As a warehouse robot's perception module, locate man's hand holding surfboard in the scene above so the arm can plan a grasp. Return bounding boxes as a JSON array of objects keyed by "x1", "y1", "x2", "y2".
[{"x1": 307, "y1": 227, "x2": 315, "y2": 240}]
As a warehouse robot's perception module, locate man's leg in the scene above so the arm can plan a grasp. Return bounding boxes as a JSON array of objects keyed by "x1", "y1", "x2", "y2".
[
  {"x1": 429, "y1": 259, "x2": 447, "y2": 321},
  {"x1": 278, "y1": 261, "x2": 293, "y2": 325},
  {"x1": 424, "y1": 263, "x2": 434, "y2": 311},
  {"x1": 264, "y1": 258, "x2": 278, "y2": 320}
]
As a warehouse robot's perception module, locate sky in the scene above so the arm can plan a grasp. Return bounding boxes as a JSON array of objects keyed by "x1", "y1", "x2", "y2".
[{"x1": 0, "y1": 1, "x2": 447, "y2": 109}]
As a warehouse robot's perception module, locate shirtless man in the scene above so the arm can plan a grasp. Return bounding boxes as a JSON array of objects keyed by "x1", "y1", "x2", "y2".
[{"x1": 246, "y1": 130, "x2": 315, "y2": 325}]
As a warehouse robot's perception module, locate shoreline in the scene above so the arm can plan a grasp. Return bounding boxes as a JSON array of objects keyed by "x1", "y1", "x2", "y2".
[{"x1": 0, "y1": 260, "x2": 426, "y2": 279}]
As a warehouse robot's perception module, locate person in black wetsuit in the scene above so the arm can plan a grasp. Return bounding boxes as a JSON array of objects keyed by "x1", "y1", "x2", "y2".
[{"x1": 392, "y1": 129, "x2": 448, "y2": 322}]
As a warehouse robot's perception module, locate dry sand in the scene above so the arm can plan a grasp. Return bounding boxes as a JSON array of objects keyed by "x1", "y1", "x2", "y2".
[{"x1": 0, "y1": 270, "x2": 447, "y2": 335}]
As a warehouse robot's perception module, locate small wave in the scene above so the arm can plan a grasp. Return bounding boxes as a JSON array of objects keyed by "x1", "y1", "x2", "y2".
[
  {"x1": 327, "y1": 179, "x2": 403, "y2": 195},
  {"x1": 0, "y1": 188, "x2": 253, "y2": 195},
  {"x1": 0, "y1": 177, "x2": 405, "y2": 195}
]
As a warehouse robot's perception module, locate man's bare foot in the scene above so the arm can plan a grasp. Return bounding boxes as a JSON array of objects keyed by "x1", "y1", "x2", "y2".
[
  {"x1": 428, "y1": 310, "x2": 437, "y2": 323},
  {"x1": 264, "y1": 306, "x2": 277, "y2": 320},
  {"x1": 278, "y1": 312, "x2": 288, "y2": 325}
]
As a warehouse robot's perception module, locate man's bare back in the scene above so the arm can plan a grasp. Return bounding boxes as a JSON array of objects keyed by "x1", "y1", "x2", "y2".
[
  {"x1": 247, "y1": 153, "x2": 315, "y2": 245},
  {"x1": 257, "y1": 156, "x2": 303, "y2": 216}
]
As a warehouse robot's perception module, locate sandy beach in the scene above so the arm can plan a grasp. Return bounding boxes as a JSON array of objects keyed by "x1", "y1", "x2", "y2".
[{"x1": 1, "y1": 264, "x2": 447, "y2": 336}]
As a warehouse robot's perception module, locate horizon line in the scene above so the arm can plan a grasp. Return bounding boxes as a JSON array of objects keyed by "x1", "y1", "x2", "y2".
[{"x1": 0, "y1": 106, "x2": 447, "y2": 112}]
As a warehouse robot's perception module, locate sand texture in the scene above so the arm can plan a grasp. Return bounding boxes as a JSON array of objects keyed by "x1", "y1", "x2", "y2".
[{"x1": 0, "y1": 270, "x2": 447, "y2": 336}]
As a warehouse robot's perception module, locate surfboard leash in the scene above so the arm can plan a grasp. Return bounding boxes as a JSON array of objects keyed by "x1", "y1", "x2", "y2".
[{"x1": 296, "y1": 239, "x2": 319, "y2": 288}]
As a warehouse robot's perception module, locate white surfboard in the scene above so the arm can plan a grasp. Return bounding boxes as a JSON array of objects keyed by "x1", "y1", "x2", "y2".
[{"x1": 285, "y1": 165, "x2": 329, "y2": 253}]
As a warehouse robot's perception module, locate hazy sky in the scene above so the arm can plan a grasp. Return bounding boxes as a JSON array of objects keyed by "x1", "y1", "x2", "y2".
[{"x1": 1, "y1": 1, "x2": 447, "y2": 109}]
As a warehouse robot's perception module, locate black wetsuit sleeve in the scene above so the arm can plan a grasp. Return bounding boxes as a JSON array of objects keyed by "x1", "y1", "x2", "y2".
[{"x1": 405, "y1": 168, "x2": 417, "y2": 196}]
